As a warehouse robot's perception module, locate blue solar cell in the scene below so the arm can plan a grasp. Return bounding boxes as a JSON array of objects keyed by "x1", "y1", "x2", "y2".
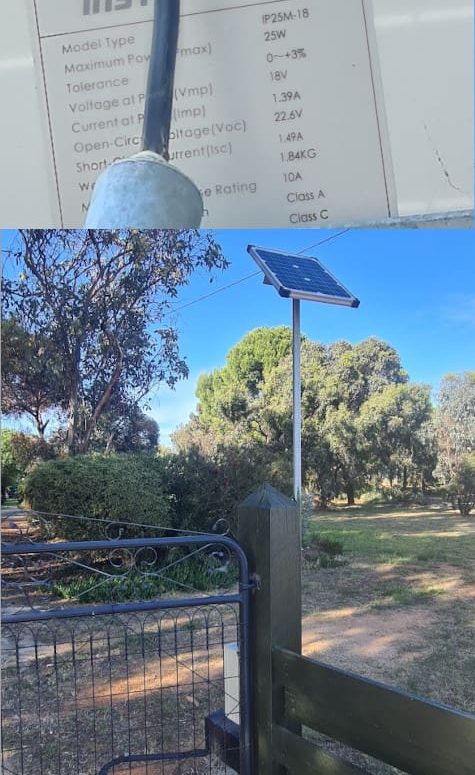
[{"x1": 247, "y1": 246, "x2": 359, "y2": 307}]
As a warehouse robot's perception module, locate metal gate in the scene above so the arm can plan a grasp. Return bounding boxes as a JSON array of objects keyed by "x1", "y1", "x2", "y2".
[{"x1": 1, "y1": 513, "x2": 252, "y2": 775}]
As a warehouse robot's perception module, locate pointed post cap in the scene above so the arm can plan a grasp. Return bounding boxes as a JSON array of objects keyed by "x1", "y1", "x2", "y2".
[{"x1": 239, "y1": 482, "x2": 296, "y2": 510}]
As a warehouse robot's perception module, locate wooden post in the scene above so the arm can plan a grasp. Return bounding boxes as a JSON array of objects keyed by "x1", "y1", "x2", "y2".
[{"x1": 238, "y1": 483, "x2": 301, "y2": 775}]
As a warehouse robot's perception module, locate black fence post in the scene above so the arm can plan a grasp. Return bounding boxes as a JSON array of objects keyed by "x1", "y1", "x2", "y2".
[{"x1": 238, "y1": 483, "x2": 301, "y2": 775}]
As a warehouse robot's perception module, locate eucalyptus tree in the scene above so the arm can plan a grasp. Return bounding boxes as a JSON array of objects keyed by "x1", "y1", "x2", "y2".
[
  {"x1": 435, "y1": 372, "x2": 475, "y2": 483},
  {"x1": 1, "y1": 318, "x2": 64, "y2": 438},
  {"x1": 2, "y1": 229, "x2": 227, "y2": 454}
]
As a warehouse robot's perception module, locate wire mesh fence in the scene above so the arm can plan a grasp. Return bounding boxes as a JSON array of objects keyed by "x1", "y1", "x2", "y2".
[
  {"x1": 2, "y1": 608, "x2": 240, "y2": 775},
  {"x1": 1, "y1": 512, "x2": 251, "y2": 775}
]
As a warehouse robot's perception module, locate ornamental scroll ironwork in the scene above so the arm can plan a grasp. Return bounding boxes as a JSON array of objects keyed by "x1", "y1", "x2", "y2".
[{"x1": 1, "y1": 510, "x2": 236, "y2": 616}]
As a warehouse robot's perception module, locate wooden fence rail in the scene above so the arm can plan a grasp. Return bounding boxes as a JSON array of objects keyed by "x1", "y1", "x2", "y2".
[
  {"x1": 273, "y1": 647, "x2": 475, "y2": 775},
  {"x1": 237, "y1": 485, "x2": 475, "y2": 775}
]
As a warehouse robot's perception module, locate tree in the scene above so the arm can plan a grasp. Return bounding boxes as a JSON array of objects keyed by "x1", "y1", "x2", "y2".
[
  {"x1": 185, "y1": 330, "x2": 424, "y2": 506},
  {"x1": 1, "y1": 318, "x2": 64, "y2": 437},
  {"x1": 268, "y1": 337, "x2": 410, "y2": 504},
  {"x1": 0, "y1": 430, "x2": 57, "y2": 502},
  {"x1": 2, "y1": 230, "x2": 227, "y2": 455},
  {"x1": 196, "y1": 326, "x2": 294, "y2": 433},
  {"x1": 318, "y1": 337, "x2": 408, "y2": 415},
  {"x1": 94, "y1": 404, "x2": 159, "y2": 453},
  {"x1": 8, "y1": 432, "x2": 57, "y2": 471},
  {"x1": 323, "y1": 406, "x2": 366, "y2": 505},
  {"x1": 453, "y1": 453, "x2": 475, "y2": 516},
  {"x1": 357, "y1": 384, "x2": 435, "y2": 490},
  {"x1": 435, "y1": 372, "x2": 475, "y2": 483}
]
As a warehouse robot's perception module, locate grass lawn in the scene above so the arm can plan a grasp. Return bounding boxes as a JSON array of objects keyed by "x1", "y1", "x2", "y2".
[{"x1": 301, "y1": 500, "x2": 475, "y2": 774}]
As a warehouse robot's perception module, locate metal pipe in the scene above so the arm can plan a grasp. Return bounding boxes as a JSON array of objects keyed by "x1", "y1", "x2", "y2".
[
  {"x1": 1, "y1": 593, "x2": 243, "y2": 624},
  {"x1": 1, "y1": 534, "x2": 250, "y2": 571},
  {"x1": 292, "y1": 299, "x2": 302, "y2": 542}
]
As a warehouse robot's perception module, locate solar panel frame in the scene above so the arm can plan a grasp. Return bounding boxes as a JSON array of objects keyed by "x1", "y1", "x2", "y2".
[{"x1": 247, "y1": 245, "x2": 360, "y2": 308}]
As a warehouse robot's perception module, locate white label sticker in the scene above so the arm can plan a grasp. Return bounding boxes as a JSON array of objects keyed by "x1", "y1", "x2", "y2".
[{"x1": 30, "y1": 0, "x2": 395, "y2": 227}]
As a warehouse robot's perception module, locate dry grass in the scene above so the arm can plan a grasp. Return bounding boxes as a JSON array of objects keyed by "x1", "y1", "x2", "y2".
[{"x1": 301, "y1": 501, "x2": 475, "y2": 773}]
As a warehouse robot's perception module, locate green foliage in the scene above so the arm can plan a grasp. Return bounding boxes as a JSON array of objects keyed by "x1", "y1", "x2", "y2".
[
  {"x1": 196, "y1": 327, "x2": 294, "y2": 432},
  {"x1": 53, "y1": 556, "x2": 238, "y2": 603},
  {"x1": 22, "y1": 454, "x2": 171, "y2": 539},
  {"x1": 21, "y1": 444, "x2": 274, "y2": 541},
  {"x1": 161, "y1": 443, "x2": 281, "y2": 534},
  {"x1": 453, "y1": 452, "x2": 475, "y2": 515},
  {"x1": 188, "y1": 330, "x2": 432, "y2": 505},
  {"x1": 303, "y1": 533, "x2": 346, "y2": 569},
  {"x1": 357, "y1": 383, "x2": 435, "y2": 490},
  {"x1": 313, "y1": 535, "x2": 344, "y2": 556},
  {"x1": 4, "y1": 431, "x2": 57, "y2": 504},
  {"x1": 226, "y1": 326, "x2": 293, "y2": 396},
  {"x1": 9, "y1": 432, "x2": 57, "y2": 472},
  {"x1": 2, "y1": 230, "x2": 227, "y2": 455},
  {"x1": 1, "y1": 430, "x2": 20, "y2": 501},
  {"x1": 325, "y1": 337, "x2": 408, "y2": 412},
  {"x1": 435, "y1": 372, "x2": 475, "y2": 484},
  {"x1": 318, "y1": 554, "x2": 346, "y2": 569},
  {"x1": 92, "y1": 405, "x2": 159, "y2": 453},
  {"x1": 1, "y1": 318, "x2": 64, "y2": 437}
]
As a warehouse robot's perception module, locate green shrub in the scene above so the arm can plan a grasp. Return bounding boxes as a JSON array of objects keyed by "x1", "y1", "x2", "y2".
[
  {"x1": 319, "y1": 553, "x2": 346, "y2": 569},
  {"x1": 160, "y1": 446, "x2": 270, "y2": 534},
  {"x1": 311, "y1": 533, "x2": 343, "y2": 556},
  {"x1": 1, "y1": 430, "x2": 20, "y2": 502},
  {"x1": 23, "y1": 454, "x2": 171, "y2": 540}
]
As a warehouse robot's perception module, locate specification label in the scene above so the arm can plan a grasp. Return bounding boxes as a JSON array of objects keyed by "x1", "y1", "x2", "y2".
[{"x1": 31, "y1": 0, "x2": 395, "y2": 227}]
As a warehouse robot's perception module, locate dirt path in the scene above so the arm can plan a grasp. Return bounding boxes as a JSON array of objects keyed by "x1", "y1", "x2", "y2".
[{"x1": 301, "y1": 557, "x2": 475, "y2": 710}]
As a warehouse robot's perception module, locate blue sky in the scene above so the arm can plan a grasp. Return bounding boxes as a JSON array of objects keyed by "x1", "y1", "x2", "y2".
[
  {"x1": 155, "y1": 228, "x2": 475, "y2": 444},
  {"x1": 2, "y1": 228, "x2": 474, "y2": 445}
]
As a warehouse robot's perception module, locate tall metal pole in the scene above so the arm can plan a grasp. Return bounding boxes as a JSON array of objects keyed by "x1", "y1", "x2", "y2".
[{"x1": 292, "y1": 299, "x2": 302, "y2": 544}]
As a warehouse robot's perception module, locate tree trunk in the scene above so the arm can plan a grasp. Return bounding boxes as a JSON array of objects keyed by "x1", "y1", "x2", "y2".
[
  {"x1": 313, "y1": 494, "x2": 328, "y2": 511},
  {"x1": 458, "y1": 498, "x2": 473, "y2": 517},
  {"x1": 346, "y1": 482, "x2": 355, "y2": 506},
  {"x1": 36, "y1": 417, "x2": 48, "y2": 440},
  {"x1": 81, "y1": 337, "x2": 124, "y2": 454},
  {"x1": 402, "y1": 465, "x2": 408, "y2": 491},
  {"x1": 66, "y1": 367, "x2": 81, "y2": 455},
  {"x1": 105, "y1": 432, "x2": 115, "y2": 453}
]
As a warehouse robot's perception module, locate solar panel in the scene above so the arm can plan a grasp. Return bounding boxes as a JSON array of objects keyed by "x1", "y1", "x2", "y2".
[{"x1": 247, "y1": 245, "x2": 360, "y2": 308}]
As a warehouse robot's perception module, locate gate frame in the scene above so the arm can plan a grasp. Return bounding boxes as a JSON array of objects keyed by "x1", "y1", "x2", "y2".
[{"x1": 2, "y1": 533, "x2": 254, "y2": 775}]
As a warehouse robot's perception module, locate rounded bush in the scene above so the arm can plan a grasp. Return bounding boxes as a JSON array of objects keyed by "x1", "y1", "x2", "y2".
[{"x1": 23, "y1": 454, "x2": 171, "y2": 540}]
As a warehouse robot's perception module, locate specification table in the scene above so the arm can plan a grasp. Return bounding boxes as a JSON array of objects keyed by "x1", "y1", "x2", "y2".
[{"x1": 30, "y1": 0, "x2": 395, "y2": 227}]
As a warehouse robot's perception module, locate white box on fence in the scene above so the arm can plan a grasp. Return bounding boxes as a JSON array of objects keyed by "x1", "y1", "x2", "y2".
[{"x1": 224, "y1": 642, "x2": 240, "y2": 725}]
